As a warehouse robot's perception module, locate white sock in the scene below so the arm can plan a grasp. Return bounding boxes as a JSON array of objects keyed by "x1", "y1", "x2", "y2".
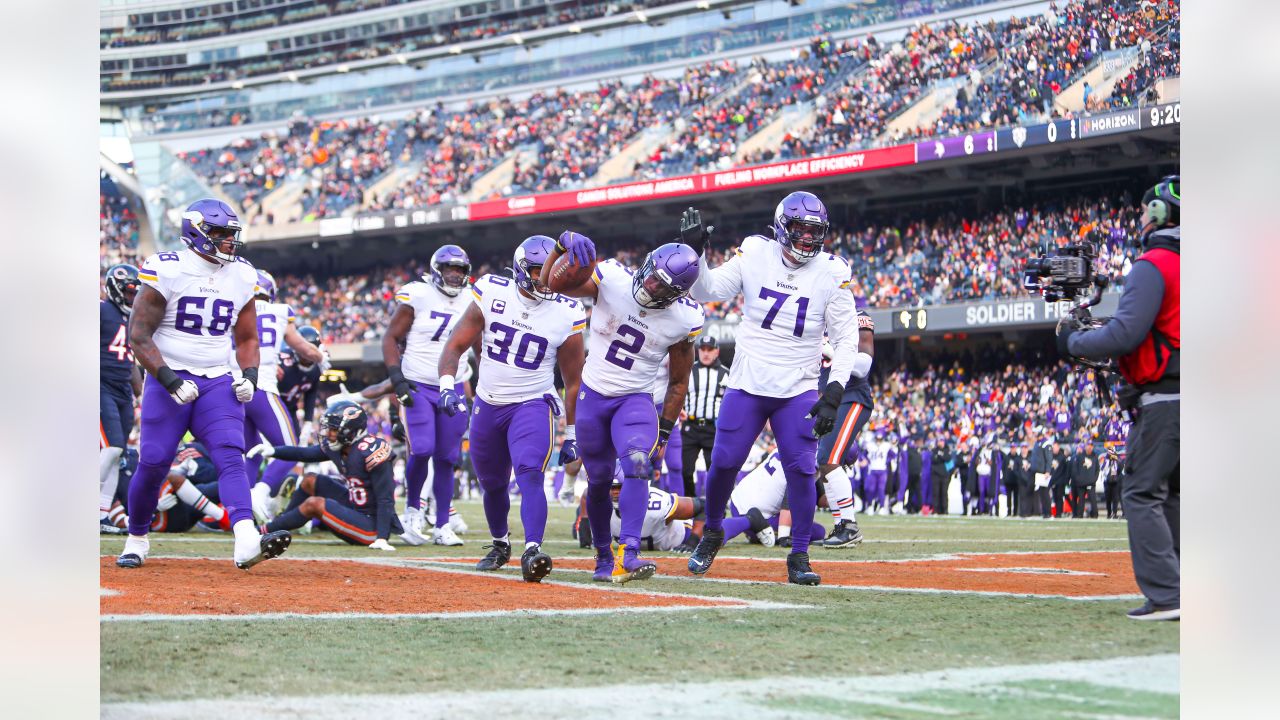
[
  {"x1": 495, "y1": 534, "x2": 510, "y2": 545},
  {"x1": 122, "y1": 534, "x2": 149, "y2": 558},
  {"x1": 777, "y1": 524, "x2": 792, "y2": 540},
  {"x1": 822, "y1": 466, "x2": 855, "y2": 525},
  {"x1": 233, "y1": 519, "x2": 260, "y2": 558},
  {"x1": 175, "y1": 481, "x2": 225, "y2": 521},
  {"x1": 99, "y1": 447, "x2": 124, "y2": 517},
  {"x1": 525, "y1": 541, "x2": 539, "y2": 550}
]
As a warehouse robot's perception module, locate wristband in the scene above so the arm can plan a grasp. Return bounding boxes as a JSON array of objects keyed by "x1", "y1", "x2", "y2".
[
  {"x1": 564, "y1": 424, "x2": 576, "y2": 442},
  {"x1": 438, "y1": 374, "x2": 456, "y2": 390},
  {"x1": 658, "y1": 417, "x2": 675, "y2": 440},
  {"x1": 156, "y1": 366, "x2": 183, "y2": 393},
  {"x1": 851, "y1": 352, "x2": 873, "y2": 378},
  {"x1": 388, "y1": 365, "x2": 406, "y2": 385},
  {"x1": 241, "y1": 366, "x2": 259, "y2": 388}
]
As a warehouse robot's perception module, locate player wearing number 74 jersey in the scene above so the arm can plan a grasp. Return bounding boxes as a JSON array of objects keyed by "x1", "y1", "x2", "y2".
[
  {"x1": 438, "y1": 235, "x2": 586, "y2": 582},
  {"x1": 541, "y1": 231, "x2": 704, "y2": 584},
  {"x1": 682, "y1": 192, "x2": 859, "y2": 585},
  {"x1": 117, "y1": 198, "x2": 291, "y2": 571}
]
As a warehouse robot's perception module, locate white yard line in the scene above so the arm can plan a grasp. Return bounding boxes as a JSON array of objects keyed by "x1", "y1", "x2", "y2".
[{"x1": 101, "y1": 654, "x2": 1178, "y2": 720}]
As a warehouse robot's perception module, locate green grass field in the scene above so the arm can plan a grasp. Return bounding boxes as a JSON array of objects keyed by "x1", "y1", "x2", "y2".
[{"x1": 100, "y1": 501, "x2": 1178, "y2": 718}]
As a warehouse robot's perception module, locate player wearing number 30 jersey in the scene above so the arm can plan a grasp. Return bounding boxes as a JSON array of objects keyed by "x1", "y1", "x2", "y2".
[
  {"x1": 117, "y1": 198, "x2": 291, "y2": 572},
  {"x1": 543, "y1": 232, "x2": 703, "y2": 584},
  {"x1": 438, "y1": 235, "x2": 587, "y2": 582}
]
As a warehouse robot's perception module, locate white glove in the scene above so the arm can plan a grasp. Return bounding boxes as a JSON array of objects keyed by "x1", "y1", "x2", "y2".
[
  {"x1": 232, "y1": 376, "x2": 255, "y2": 403},
  {"x1": 247, "y1": 443, "x2": 276, "y2": 460},
  {"x1": 170, "y1": 457, "x2": 199, "y2": 478},
  {"x1": 170, "y1": 380, "x2": 199, "y2": 405},
  {"x1": 368, "y1": 538, "x2": 395, "y2": 551},
  {"x1": 318, "y1": 350, "x2": 332, "y2": 374},
  {"x1": 156, "y1": 489, "x2": 178, "y2": 511},
  {"x1": 300, "y1": 421, "x2": 316, "y2": 445},
  {"x1": 821, "y1": 340, "x2": 835, "y2": 367}
]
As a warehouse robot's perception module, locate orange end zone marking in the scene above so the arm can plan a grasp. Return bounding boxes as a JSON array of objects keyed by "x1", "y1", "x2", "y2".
[{"x1": 99, "y1": 557, "x2": 749, "y2": 618}]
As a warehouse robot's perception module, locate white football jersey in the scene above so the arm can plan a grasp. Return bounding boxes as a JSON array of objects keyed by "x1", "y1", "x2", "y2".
[
  {"x1": 610, "y1": 486, "x2": 682, "y2": 547},
  {"x1": 730, "y1": 451, "x2": 787, "y2": 519},
  {"x1": 651, "y1": 355, "x2": 670, "y2": 405},
  {"x1": 396, "y1": 279, "x2": 473, "y2": 385},
  {"x1": 470, "y1": 274, "x2": 586, "y2": 405},
  {"x1": 581, "y1": 259, "x2": 704, "y2": 397},
  {"x1": 868, "y1": 440, "x2": 892, "y2": 471},
  {"x1": 230, "y1": 300, "x2": 293, "y2": 394},
  {"x1": 690, "y1": 235, "x2": 858, "y2": 397},
  {"x1": 137, "y1": 249, "x2": 258, "y2": 377}
]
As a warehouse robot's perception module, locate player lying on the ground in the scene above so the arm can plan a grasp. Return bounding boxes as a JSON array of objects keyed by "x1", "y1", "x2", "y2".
[
  {"x1": 604, "y1": 471, "x2": 704, "y2": 559},
  {"x1": 106, "y1": 442, "x2": 241, "y2": 533},
  {"x1": 249, "y1": 401, "x2": 404, "y2": 549},
  {"x1": 726, "y1": 450, "x2": 859, "y2": 549}
]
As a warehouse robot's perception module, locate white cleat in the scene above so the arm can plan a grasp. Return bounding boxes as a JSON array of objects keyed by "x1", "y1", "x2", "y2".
[
  {"x1": 399, "y1": 526, "x2": 428, "y2": 546},
  {"x1": 250, "y1": 482, "x2": 274, "y2": 524},
  {"x1": 115, "y1": 535, "x2": 150, "y2": 569},
  {"x1": 234, "y1": 530, "x2": 291, "y2": 570},
  {"x1": 877, "y1": 505, "x2": 889, "y2": 516},
  {"x1": 448, "y1": 510, "x2": 468, "y2": 535},
  {"x1": 432, "y1": 526, "x2": 465, "y2": 547},
  {"x1": 401, "y1": 506, "x2": 425, "y2": 536}
]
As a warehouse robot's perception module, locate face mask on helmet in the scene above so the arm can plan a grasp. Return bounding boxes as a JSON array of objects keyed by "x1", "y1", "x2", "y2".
[
  {"x1": 780, "y1": 216, "x2": 828, "y2": 260},
  {"x1": 632, "y1": 258, "x2": 686, "y2": 309},
  {"x1": 321, "y1": 403, "x2": 366, "y2": 451},
  {"x1": 184, "y1": 209, "x2": 244, "y2": 264},
  {"x1": 514, "y1": 243, "x2": 555, "y2": 300},
  {"x1": 105, "y1": 264, "x2": 141, "y2": 315},
  {"x1": 432, "y1": 262, "x2": 469, "y2": 296}
]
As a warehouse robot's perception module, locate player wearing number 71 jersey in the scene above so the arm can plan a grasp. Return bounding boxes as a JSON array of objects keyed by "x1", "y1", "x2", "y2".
[
  {"x1": 682, "y1": 192, "x2": 859, "y2": 585},
  {"x1": 437, "y1": 235, "x2": 586, "y2": 582},
  {"x1": 117, "y1": 198, "x2": 291, "y2": 571},
  {"x1": 541, "y1": 232, "x2": 704, "y2": 584}
]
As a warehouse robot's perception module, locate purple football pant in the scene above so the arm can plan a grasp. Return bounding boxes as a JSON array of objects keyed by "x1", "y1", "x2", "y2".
[
  {"x1": 578, "y1": 383, "x2": 657, "y2": 553},
  {"x1": 656, "y1": 402, "x2": 684, "y2": 495},
  {"x1": 243, "y1": 389, "x2": 300, "y2": 495},
  {"x1": 401, "y1": 381, "x2": 468, "y2": 528},
  {"x1": 976, "y1": 474, "x2": 992, "y2": 513},
  {"x1": 722, "y1": 502, "x2": 826, "y2": 543},
  {"x1": 127, "y1": 371, "x2": 252, "y2": 536},
  {"x1": 704, "y1": 389, "x2": 820, "y2": 554},
  {"x1": 470, "y1": 397, "x2": 553, "y2": 545},
  {"x1": 866, "y1": 470, "x2": 889, "y2": 508}
]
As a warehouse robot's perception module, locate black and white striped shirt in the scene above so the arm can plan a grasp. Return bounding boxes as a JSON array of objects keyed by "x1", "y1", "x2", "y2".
[{"x1": 685, "y1": 361, "x2": 728, "y2": 421}]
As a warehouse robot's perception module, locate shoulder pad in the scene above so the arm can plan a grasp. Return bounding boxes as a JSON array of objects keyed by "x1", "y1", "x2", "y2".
[
  {"x1": 857, "y1": 310, "x2": 875, "y2": 332},
  {"x1": 357, "y1": 436, "x2": 391, "y2": 470},
  {"x1": 394, "y1": 285, "x2": 417, "y2": 304},
  {"x1": 739, "y1": 234, "x2": 772, "y2": 255}
]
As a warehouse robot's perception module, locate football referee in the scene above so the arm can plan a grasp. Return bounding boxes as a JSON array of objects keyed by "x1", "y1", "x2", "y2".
[{"x1": 681, "y1": 335, "x2": 727, "y2": 498}]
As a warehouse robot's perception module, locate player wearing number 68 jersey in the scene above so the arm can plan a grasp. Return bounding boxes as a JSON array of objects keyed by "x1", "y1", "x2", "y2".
[
  {"x1": 681, "y1": 193, "x2": 859, "y2": 585},
  {"x1": 542, "y1": 232, "x2": 703, "y2": 584},
  {"x1": 117, "y1": 198, "x2": 291, "y2": 571},
  {"x1": 438, "y1": 236, "x2": 587, "y2": 582},
  {"x1": 382, "y1": 245, "x2": 475, "y2": 547}
]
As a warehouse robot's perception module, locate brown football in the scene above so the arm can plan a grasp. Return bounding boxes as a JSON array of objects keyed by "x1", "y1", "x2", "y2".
[{"x1": 547, "y1": 252, "x2": 595, "y2": 293}]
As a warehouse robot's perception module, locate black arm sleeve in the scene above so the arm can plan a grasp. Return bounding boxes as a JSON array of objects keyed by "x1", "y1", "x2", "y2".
[
  {"x1": 271, "y1": 444, "x2": 328, "y2": 463},
  {"x1": 368, "y1": 459, "x2": 395, "y2": 540},
  {"x1": 302, "y1": 382, "x2": 320, "y2": 422},
  {"x1": 1068, "y1": 260, "x2": 1165, "y2": 360}
]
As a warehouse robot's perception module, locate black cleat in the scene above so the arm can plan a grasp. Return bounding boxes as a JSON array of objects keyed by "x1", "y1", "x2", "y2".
[
  {"x1": 778, "y1": 535, "x2": 793, "y2": 548},
  {"x1": 672, "y1": 532, "x2": 700, "y2": 554},
  {"x1": 115, "y1": 553, "x2": 143, "y2": 569},
  {"x1": 476, "y1": 540, "x2": 512, "y2": 571},
  {"x1": 520, "y1": 544, "x2": 553, "y2": 583},
  {"x1": 823, "y1": 519, "x2": 863, "y2": 548},
  {"x1": 576, "y1": 517, "x2": 592, "y2": 548},
  {"x1": 100, "y1": 518, "x2": 126, "y2": 536},
  {"x1": 787, "y1": 552, "x2": 821, "y2": 585},
  {"x1": 236, "y1": 530, "x2": 291, "y2": 570},
  {"x1": 686, "y1": 527, "x2": 724, "y2": 575}
]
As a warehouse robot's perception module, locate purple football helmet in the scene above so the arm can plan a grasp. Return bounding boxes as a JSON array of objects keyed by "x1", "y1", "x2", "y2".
[
  {"x1": 514, "y1": 235, "x2": 556, "y2": 300},
  {"x1": 181, "y1": 198, "x2": 243, "y2": 263},
  {"x1": 428, "y1": 244, "x2": 471, "y2": 297},
  {"x1": 632, "y1": 242, "x2": 700, "y2": 310},
  {"x1": 773, "y1": 191, "x2": 829, "y2": 264},
  {"x1": 255, "y1": 269, "x2": 277, "y2": 301}
]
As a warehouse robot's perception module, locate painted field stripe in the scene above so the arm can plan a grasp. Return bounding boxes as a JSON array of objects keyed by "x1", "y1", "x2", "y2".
[{"x1": 100, "y1": 536, "x2": 1131, "y2": 547}]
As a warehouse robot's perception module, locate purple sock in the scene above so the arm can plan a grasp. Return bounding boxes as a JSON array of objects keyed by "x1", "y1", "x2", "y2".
[
  {"x1": 210, "y1": 444, "x2": 254, "y2": 526},
  {"x1": 551, "y1": 469, "x2": 565, "y2": 497},
  {"x1": 515, "y1": 470, "x2": 547, "y2": 545},
  {"x1": 722, "y1": 516, "x2": 753, "y2": 542},
  {"x1": 404, "y1": 454, "x2": 430, "y2": 510},
  {"x1": 431, "y1": 459, "x2": 455, "y2": 528},
  {"x1": 617, "y1": 474, "x2": 648, "y2": 551},
  {"x1": 481, "y1": 483, "x2": 510, "y2": 540},
  {"x1": 585, "y1": 483, "x2": 613, "y2": 551},
  {"x1": 125, "y1": 462, "x2": 168, "y2": 536}
]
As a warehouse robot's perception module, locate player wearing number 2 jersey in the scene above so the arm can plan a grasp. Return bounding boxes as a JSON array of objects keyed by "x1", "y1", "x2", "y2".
[
  {"x1": 438, "y1": 236, "x2": 586, "y2": 582},
  {"x1": 117, "y1": 198, "x2": 291, "y2": 571},
  {"x1": 542, "y1": 232, "x2": 703, "y2": 584},
  {"x1": 681, "y1": 193, "x2": 859, "y2": 585},
  {"x1": 100, "y1": 264, "x2": 142, "y2": 533},
  {"x1": 382, "y1": 244, "x2": 474, "y2": 547}
]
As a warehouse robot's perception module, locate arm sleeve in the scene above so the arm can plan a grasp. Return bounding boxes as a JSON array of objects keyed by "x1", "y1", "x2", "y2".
[
  {"x1": 824, "y1": 288, "x2": 860, "y2": 386},
  {"x1": 689, "y1": 251, "x2": 744, "y2": 302},
  {"x1": 271, "y1": 444, "x2": 328, "y2": 463},
  {"x1": 369, "y1": 459, "x2": 395, "y2": 540},
  {"x1": 302, "y1": 382, "x2": 319, "y2": 422},
  {"x1": 1068, "y1": 261, "x2": 1166, "y2": 359}
]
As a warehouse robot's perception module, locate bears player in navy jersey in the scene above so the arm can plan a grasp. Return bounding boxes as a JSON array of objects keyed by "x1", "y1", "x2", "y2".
[
  {"x1": 250, "y1": 401, "x2": 403, "y2": 547},
  {"x1": 277, "y1": 324, "x2": 326, "y2": 441},
  {"x1": 100, "y1": 264, "x2": 143, "y2": 533},
  {"x1": 814, "y1": 308, "x2": 877, "y2": 547}
]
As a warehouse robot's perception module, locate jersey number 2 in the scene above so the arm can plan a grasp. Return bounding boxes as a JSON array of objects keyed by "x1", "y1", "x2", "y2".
[{"x1": 604, "y1": 324, "x2": 645, "y2": 370}]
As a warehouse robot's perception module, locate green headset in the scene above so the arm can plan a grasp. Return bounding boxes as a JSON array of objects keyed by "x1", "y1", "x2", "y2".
[{"x1": 1142, "y1": 175, "x2": 1180, "y2": 228}]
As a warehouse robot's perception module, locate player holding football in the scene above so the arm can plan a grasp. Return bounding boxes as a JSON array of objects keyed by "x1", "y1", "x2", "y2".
[
  {"x1": 541, "y1": 231, "x2": 704, "y2": 583},
  {"x1": 116, "y1": 198, "x2": 291, "y2": 570},
  {"x1": 682, "y1": 192, "x2": 860, "y2": 585},
  {"x1": 239, "y1": 270, "x2": 326, "y2": 515},
  {"x1": 382, "y1": 245, "x2": 474, "y2": 547},
  {"x1": 437, "y1": 235, "x2": 586, "y2": 581},
  {"x1": 100, "y1": 263, "x2": 142, "y2": 534}
]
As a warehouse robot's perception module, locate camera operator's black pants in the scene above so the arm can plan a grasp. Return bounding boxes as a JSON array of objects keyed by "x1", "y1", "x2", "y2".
[
  {"x1": 681, "y1": 421, "x2": 716, "y2": 498},
  {"x1": 1105, "y1": 478, "x2": 1123, "y2": 518},
  {"x1": 1124, "y1": 398, "x2": 1180, "y2": 608}
]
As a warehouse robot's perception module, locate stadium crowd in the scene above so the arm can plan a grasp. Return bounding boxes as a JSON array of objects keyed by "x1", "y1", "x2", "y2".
[{"x1": 100, "y1": 177, "x2": 143, "y2": 274}]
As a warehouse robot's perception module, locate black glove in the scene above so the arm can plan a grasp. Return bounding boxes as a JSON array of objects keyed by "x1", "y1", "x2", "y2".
[
  {"x1": 1055, "y1": 316, "x2": 1081, "y2": 357},
  {"x1": 806, "y1": 381, "x2": 844, "y2": 437},
  {"x1": 778, "y1": 535, "x2": 793, "y2": 548},
  {"x1": 391, "y1": 420, "x2": 406, "y2": 443},
  {"x1": 387, "y1": 365, "x2": 416, "y2": 407},
  {"x1": 673, "y1": 533, "x2": 700, "y2": 554},
  {"x1": 679, "y1": 207, "x2": 714, "y2": 256}
]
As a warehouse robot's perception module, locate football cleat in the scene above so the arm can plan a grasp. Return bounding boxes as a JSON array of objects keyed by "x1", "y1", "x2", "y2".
[
  {"x1": 115, "y1": 553, "x2": 144, "y2": 569},
  {"x1": 1126, "y1": 601, "x2": 1180, "y2": 621},
  {"x1": 432, "y1": 526, "x2": 464, "y2": 546},
  {"x1": 612, "y1": 545, "x2": 657, "y2": 584},
  {"x1": 746, "y1": 508, "x2": 775, "y2": 548},
  {"x1": 592, "y1": 547, "x2": 614, "y2": 582},
  {"x1": 786, "y1": 552, "x2": 821, "y2": 585},
  {"x1": 778, "y1": 535, "x2": 793, "y2": 548},
  {"x1": 476, "y1": 540, "x2": 511, "y2": 571},
  {"x1": 398, "y1": 525, "x2": 428, "y2": 546},
  {"x1": 672, "y1": 533, "x2": 700, "y2": 554},
  {"x1": 235, "y1": 530, "x2": 291, "y2": 570},
  {"x1": 116, "y1": 536, "x2": 149, "y2": 569},
  {"x1": 823, "y1": 519, "x2": 863, "y2": 548},
  {"x1": 448, "y1": 509, "x2": 468, "y2": 535},
  {"x1": 520, "y1": 544, "x2": 553, "y2": 583},
  {"x1": 402, "y1": 506, "x2": 426, "y2": 536},
  {"x1": 100, "y1": 518, "x2": 126, "y2": 535},
  {"x1": 686, "y1": 527, "x2": 724, "y2": 576},
  {"x1": 576, "y1": 516, "x2": 592, "y2": 548}
]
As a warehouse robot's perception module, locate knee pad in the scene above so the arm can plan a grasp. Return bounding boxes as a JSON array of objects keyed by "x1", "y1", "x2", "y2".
[{"x1": 619, "y1": 450, "x2": 651, "y2": 480}]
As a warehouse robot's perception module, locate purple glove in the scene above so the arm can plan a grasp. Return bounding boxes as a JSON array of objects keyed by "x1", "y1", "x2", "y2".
[{"x1": 557, "y1": 231, "x2": 597, "y2": 267}]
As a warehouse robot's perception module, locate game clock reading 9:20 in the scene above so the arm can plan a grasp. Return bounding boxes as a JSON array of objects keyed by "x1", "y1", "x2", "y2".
[
  {"x1": 1149, "y1": 102, "x2": 1180, "y2": 127},
  {"x1": 895, "y1": 308, "x2": 928, "y2": 332}
]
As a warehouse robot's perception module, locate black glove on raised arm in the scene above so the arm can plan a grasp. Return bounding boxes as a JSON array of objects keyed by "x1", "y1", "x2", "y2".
[
  {"x1": 806, "y1": 381, "x2": 844, "y2": 438},
  {"x1": 679, "y1": 207, "x2": 714, "y2": 256}
]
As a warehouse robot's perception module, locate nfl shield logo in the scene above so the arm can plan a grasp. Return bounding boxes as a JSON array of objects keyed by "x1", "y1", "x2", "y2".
[
  {"x1": 1012, "y1": 127, "x2": 1027, "y2": 148},
  {"x1": 521, "y1": 312, "x2": 529, "y2": 319}
]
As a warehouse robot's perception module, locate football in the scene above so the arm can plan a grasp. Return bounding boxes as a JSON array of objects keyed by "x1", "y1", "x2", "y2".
[{"x1": 547, "y1": 251, "x2": 595, "y2": 293}]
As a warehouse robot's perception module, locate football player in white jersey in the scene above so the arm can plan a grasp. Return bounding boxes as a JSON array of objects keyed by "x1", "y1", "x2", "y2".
[
  {"x1": 238, "y1": 270, "x2": 326, "y2": 518},
  {"x1": 116, "y1": 198, "x2": 291, "y2": 570},
  {"x1": 436, "y1": 235, "x2": 587, "y2": 582},
  {"x1": 726, "y1": 451, "x2": 840, "y2": 548},
  {"x1": 382, "y1": 245, "x2": 474, "y2": 546},
  {"x1": 605, "y1": 465, "x2": 705, "y2": 554},
  {"x1": 681, "y1": 193, "x2": 859, "y2": 585},
  {"x1": 541, "y1": 232, "x2": 704, "y2": 583}
]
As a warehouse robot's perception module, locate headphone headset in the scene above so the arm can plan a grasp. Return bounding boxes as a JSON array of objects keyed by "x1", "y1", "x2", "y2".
[{"x1": 1143, "y1": 175, "x2": 1180, "y2": 228}]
